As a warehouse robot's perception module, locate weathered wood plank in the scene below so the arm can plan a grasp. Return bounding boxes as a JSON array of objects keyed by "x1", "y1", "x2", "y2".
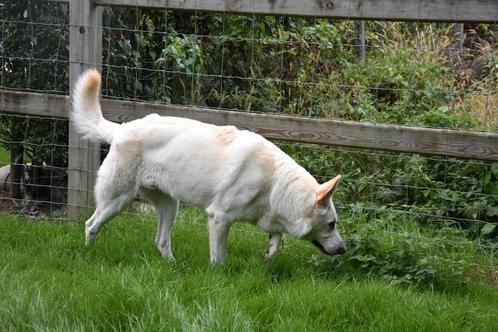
[
  {"x1": 50, "y1": 0, "x2": 498, "y2": 23},
  {"x1": 88, "y1": 0, "x2": 498, "y2": 23},
  {"x1": 0, "y1": 90, "x2": 67, "y2": 118},
  {"x1": 68, "y1": 0, "x2": 103, "y2": 220},
  {"x1": 1, "y1": 90, "x2": 497, "y2": 161}
]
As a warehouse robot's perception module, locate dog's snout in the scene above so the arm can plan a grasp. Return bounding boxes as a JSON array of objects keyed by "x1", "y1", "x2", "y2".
[{"x1": 312, "y1": 239, "x2": 346, "y2": 256}]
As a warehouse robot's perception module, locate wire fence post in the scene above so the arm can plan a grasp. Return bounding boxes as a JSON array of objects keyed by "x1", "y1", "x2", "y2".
[{"x1": 68, "y1": 0, "x2": 102, "y2": 220}]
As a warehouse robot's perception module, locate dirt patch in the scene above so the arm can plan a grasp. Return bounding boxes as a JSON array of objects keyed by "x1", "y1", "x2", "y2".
[{"x1": 0, "y1": 190, "x2": 65, "y2": 219}]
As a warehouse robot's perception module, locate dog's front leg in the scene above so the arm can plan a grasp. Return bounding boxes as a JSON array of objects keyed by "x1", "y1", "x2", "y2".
[
  {"x1": 142, "y1": 189, "x2": 179, "y2": 260},
  {"x1": 264, "y1": 233, "x2": 282, "y2": 261},
  {"x1": 154, "y1": 197, "x2": 179, "y2": 260},
  {"x1": 208, "y1": 215, "x2": 232, "y2": 265}
]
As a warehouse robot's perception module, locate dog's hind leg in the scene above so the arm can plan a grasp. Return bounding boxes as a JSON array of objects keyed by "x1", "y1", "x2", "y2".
[
  {"x1": 142, "y1": 189, "x2": 179, "y2": 259},
  {"x1": 85, "y1": 190, "x2": 137, "y2": 245},
  {"x1": 85, "y1": 139, "x2": 140, "y2": 245}
]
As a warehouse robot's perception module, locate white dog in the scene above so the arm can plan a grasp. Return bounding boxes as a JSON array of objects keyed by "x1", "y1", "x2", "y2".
[{"x1": 72, "y1": 69, "x2": 345, "y2": 264}]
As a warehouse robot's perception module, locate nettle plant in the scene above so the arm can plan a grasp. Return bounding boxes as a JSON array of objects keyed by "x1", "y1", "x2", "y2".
[{"x1": 309, "y1": 212, "x2": 486, "y2": 288}]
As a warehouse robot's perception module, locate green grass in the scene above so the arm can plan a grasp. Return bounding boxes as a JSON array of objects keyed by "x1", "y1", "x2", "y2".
[
  {"x1": 0, "y1": 207, "x2": 497, "y2": 331},
  {"x1": 0, "y1": 146, "x2": 10, "y2": 164}
]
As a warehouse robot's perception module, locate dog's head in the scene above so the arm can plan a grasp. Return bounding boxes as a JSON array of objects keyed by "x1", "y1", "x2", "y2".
[{"x1": 301, "y1": 175, "x2": 345, "y2": 256}]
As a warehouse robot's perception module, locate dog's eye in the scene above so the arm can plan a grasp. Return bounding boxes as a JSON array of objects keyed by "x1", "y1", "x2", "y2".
[{"x1": 328, "y1": 221, "x2": 336, "y2": 230}]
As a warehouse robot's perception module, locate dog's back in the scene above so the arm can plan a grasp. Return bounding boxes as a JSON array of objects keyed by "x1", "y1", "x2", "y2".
[{"x1": 114, "y1": 115, "x2": 278, "y2": 218}]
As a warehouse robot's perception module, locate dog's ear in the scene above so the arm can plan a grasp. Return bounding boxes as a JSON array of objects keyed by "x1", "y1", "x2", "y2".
[{"x1": 316, "y1": 175, "x2": 341, "y2": 208}]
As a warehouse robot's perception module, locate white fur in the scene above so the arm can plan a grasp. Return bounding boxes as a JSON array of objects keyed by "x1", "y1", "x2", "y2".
[
  {"x1": 71, "y1": 69, "x2": 119, "y2": 143},
  {"x1": 72, "y1": 69, "x2": 345, "y2": 264}
]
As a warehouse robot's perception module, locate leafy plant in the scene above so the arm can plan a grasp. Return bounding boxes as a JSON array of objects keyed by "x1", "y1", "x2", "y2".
[{"x1": 311, "y1": 213, "x2": 495, "y2": 288}]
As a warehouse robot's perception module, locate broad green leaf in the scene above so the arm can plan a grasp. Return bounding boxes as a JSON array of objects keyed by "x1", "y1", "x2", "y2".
[{"x1": 480, "y1": 223, "x2": 496, "y2": 236}]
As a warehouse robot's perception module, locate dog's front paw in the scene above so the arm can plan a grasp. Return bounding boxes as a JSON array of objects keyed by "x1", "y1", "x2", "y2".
[
  {"x1": 263, "y1": 251, "x2": 274, "y2": 262},
  {"x1": 157, "y1": 245, "x2": 175, "y2": 261},
  {"x1": 263, "y1": 233, "x2": 282, "y2": 261},
  {"x1": 263, "y1": 248, "x2": 279, "y2": 261}
]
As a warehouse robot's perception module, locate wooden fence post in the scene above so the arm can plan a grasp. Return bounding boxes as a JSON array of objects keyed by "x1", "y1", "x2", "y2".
[
  {"x1": 68, "y1": 0, "x2": 102, "y2": 220},
  {"x1": 355, "y1": 21, "x2": 366, "y2": 61},
  {"x1": 454, "y1": 23, "x2": 464, "y2": 50}
]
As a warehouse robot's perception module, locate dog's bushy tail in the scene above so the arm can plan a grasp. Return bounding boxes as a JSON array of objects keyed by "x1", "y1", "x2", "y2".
[{"x1": 71, "y1": 69, "x2": 119, "y2": 144}]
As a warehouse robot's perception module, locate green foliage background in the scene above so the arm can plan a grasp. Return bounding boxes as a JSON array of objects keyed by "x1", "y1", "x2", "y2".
[{"x1": 1, "y1": 2, "x2": 497, "y2": 233}]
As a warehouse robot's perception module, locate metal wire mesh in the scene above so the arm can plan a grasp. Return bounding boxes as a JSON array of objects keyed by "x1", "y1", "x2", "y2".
[{"x1": 0, "y1": 0, "x2": 496, "y2": 279}]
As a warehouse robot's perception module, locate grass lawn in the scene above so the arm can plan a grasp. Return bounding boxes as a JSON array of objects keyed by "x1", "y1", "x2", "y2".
[
  {"x1": 0, "y1": 207, "x2": 497, "y2": 331},
  {"x1": 0, "y1": 146, "x2": 10, "y2": 165}
]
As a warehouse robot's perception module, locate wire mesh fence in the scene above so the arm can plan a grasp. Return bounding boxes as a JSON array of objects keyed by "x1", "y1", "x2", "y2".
[{"x1": 0, "y1": 0, "x2": 497, "y2": 282}]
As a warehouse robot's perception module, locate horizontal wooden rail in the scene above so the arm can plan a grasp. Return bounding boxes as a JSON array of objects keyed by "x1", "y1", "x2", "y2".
[
  {"x1": 51, "y1": 0, "x2": 498, "y2": 23},
  {"x1": 1, "y1": 89, "x2": 498, "y2": 160}
]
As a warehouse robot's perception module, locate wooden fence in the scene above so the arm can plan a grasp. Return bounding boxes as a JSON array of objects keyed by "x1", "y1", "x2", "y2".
[{"x1": 1, "y1": 0, "x2": 498, "y2": 219}]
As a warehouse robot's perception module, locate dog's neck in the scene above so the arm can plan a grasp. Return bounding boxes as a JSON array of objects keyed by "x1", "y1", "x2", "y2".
[{"x1": 269, "y1": 154, "x2": 318, "y2": 236}]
